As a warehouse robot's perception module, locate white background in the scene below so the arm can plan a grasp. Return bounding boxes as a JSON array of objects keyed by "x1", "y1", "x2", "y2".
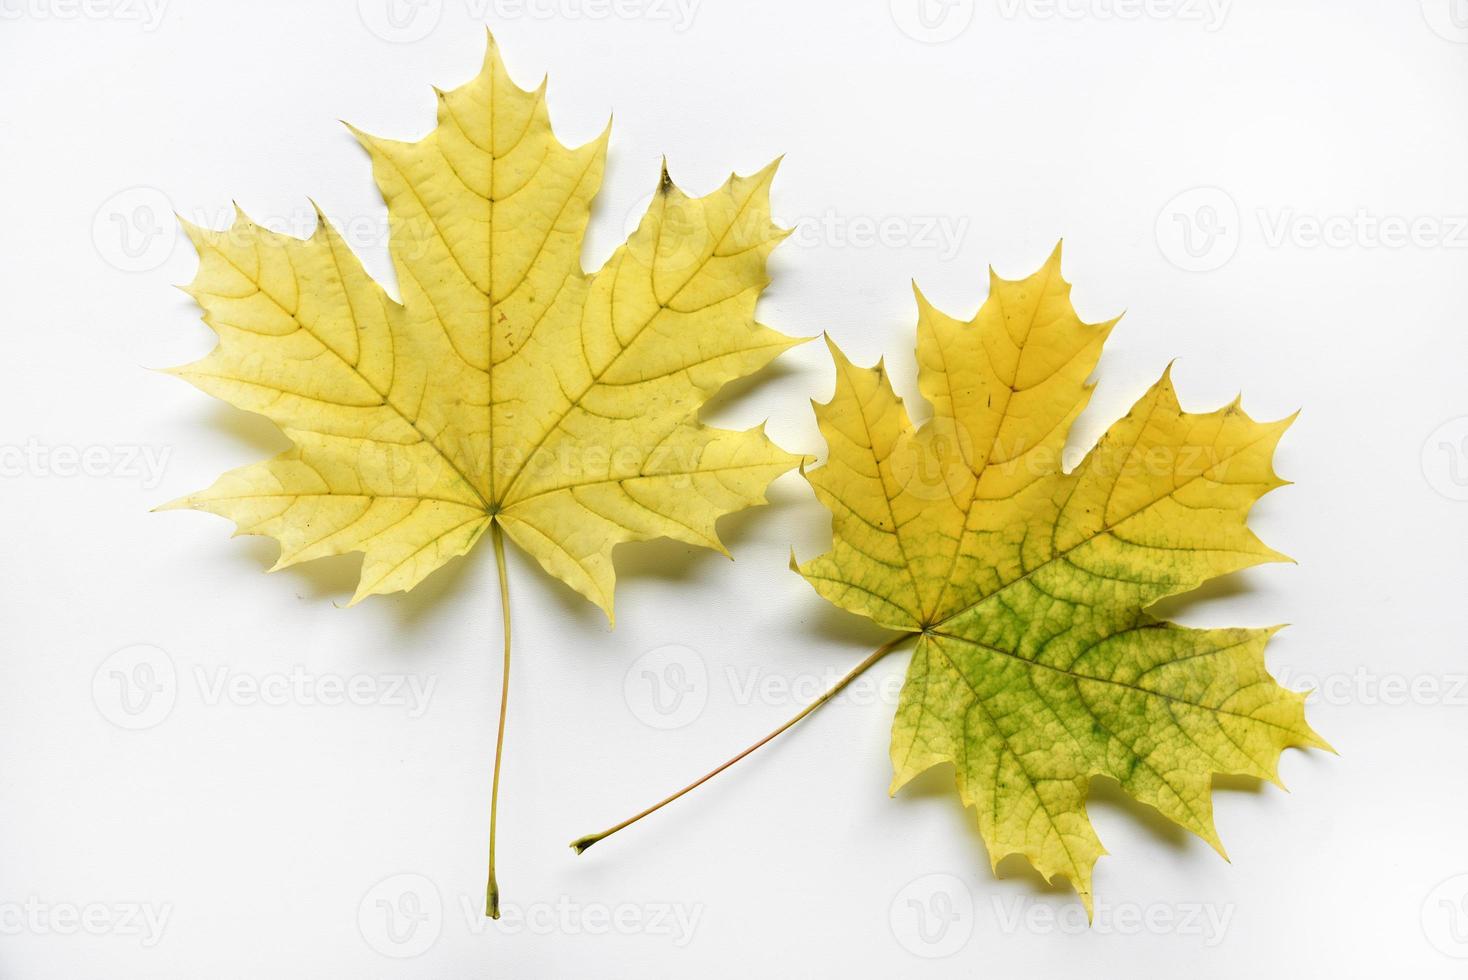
[{"x1": 2, "y1": 0, "x2": 1467, "y2": 976}]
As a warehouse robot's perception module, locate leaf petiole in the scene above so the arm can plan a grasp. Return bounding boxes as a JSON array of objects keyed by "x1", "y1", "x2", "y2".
[
  {"x1": 569, "y1": 633, "x2": 911, "y2": 854},
  {"x1": 486, "y1": 521, "x2": 512, "y2": 919}
]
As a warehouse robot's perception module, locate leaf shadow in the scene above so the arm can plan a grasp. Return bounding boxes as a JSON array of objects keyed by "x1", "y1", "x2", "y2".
[
  {"x1": 1212, "y1": 773, "x2": 1268, "y2": 795},
  {"x1": 383, "y1": 548, "x2": 488, "y2": 631},
  {"x1": 793, "y1": 594, "x2": 899, "y2": 651},
  {"x1": 199, "y1": 402, "x2": 292, "y2": 457},
  {"x1": 609, "y1": 479, "x2": 806, "y2": 587},
  {"x1": 695, "y1": 358, "x2": 804, "y2": 428},
  {"x1": 529, "y1": 558, "x2": 616, "y2": 637},
  {"x1": 1085, "y1": 776, "x2": 1193, "y2": 853},
  {"x1": 991, "y1": 854, "x2": 1079, "y2": 900},
  {"x1": 1145, "y1": 573, "x2": 1252, "y2": 623},
  {"x1": 233, "y1": 537, "x2": 365, "y2": 603}
]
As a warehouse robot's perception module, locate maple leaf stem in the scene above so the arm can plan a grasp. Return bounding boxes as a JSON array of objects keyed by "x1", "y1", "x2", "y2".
[
  {"x1": 568, "y1": 633, "x2": 911, "y2": 855},
  {"x1": 485, "y1": 520, "x2": 512, "y2": 920}
]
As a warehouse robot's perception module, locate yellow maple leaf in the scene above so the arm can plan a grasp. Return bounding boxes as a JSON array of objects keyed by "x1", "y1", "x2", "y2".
[
  {"x1": 161, "y1": 35, "x2": 803, "y2": 916},
  {"x1": 571, "y1": 245, "x2": 1328, "y2": 921}
]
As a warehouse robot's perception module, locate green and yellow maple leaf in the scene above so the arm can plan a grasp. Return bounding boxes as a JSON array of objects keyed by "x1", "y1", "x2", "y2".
[
  {"x1": 790, "y1": 245, "x2": 1327, "y2": 913},
  {"x1": 161, "y1": 34, "x2": 802, "y2": 915}
]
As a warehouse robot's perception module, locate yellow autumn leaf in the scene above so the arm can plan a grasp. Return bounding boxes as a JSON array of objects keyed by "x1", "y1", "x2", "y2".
[
  {"x1": 568, "y1": 247, "x2": 1327, "y2": 920},
  {"x1": 160, "y1": 34, "x2": 803, "y2": 917},
  {"x1": 792, "y1": 244, "x2": 1328, "y2": 914},
  {"x1": 165, "y1": 35, "x2": 801, "y2": 616}
]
